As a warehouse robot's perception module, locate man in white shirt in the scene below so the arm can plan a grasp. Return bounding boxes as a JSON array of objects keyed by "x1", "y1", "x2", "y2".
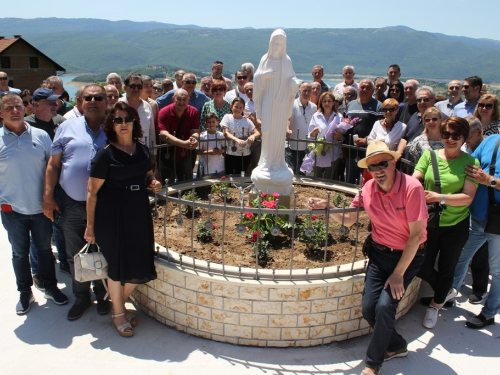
[
  {"x1": 224, "y1": 69, "x2": 249, "y2": 104},
  {"x1": 435, "y1": 80, "x2": 463, "y2": 117},
  {"x1": 64, "y1": 85, "x2": 85, "y2": 119},
  {"x1": 286, "y1": 82, "x2": 317, "y2": 174},
  {"x1": 334, "y1": 65, "x2": 359, "y2": 95}
]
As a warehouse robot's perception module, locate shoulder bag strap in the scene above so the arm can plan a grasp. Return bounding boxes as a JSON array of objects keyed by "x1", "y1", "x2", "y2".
[
  {"x1": 430, "y1": 149, "x2": 441, "y2": 194},
  {"x1": 488, "y1": 137, "x2": 500, "y2": 206}
]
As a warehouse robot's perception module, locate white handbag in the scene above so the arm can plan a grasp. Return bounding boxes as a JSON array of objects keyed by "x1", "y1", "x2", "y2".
[{"x1": 74, "y1": 243, "x2": 108, "y2": 282}]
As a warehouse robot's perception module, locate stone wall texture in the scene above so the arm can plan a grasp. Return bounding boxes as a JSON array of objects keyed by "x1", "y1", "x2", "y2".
[{"x1": 130, "y1": 255, "x2": 421, "y2": 347}]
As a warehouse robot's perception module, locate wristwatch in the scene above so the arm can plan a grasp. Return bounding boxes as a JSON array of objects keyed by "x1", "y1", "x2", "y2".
[
  {"x1": 491, "y1": 178, "x2": 498, "y2": 188},
  {"x1": 440, "y1": 195, "x2": 446, "y2": 205}
]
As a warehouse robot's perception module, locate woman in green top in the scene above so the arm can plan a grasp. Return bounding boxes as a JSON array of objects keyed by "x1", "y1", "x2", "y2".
[{"x1": 412, "y1": 117, "x2": 479, "y2": 329}]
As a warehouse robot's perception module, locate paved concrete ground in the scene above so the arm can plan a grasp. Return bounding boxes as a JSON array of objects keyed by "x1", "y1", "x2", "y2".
[{"x1": 1, "y1": 225, "x2": 499, "y2": 375}]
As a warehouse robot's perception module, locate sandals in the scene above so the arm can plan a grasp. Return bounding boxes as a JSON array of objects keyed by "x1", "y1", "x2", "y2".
[
  {"x1": 125, "y1": 311, "x2": 138, "y2": 327},
  {"x1": 112, "y1": 312, "x2": 134, "y2": 337}
]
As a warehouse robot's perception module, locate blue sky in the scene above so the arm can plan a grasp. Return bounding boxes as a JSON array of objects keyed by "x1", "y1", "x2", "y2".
[{"x1": 3, "y1": 0, "x2": 500, "y2": 41}]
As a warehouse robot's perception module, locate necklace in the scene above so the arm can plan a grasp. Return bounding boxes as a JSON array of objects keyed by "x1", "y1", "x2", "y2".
[{"x1": 114, "y1": 143, "x2": 135, "y2": 156}]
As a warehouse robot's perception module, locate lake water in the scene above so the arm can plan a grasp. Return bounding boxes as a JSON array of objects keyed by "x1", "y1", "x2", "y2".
[{"x1": 60, "y1": 75, "x2": 78, "y2": 100}]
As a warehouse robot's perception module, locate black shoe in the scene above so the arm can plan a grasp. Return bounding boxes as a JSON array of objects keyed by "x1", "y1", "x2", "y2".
[
  {"x1": 419, "y1": 296, "x2": 454, "y2": 308},
  {"x1": 96, "y1": 297, "x2": 111, "y2": 315},
  {"x1": 16, "y1": 291, "x2": 35, "y2": 315},
  {"x1": 67, "y1": 298, "x2": 92, "y2": 321},
  {"x1": 32, "y1": 274, "x2": 44, "y2": 292},
  {"x1": 468, "y1": 291, "x2": 488, "y2": 305},
  {"x1": 384, "y1": 343, "x2": 408, "y2": 362},
  {"x1": 466, "y1": 313, "x2": 495, "y2": 329},
  {"x1": 59, "y1": 262, "x2": 71, "y2": 276},
  {"x1": 44, "y1": 286, "x2": 69, "y2": 305}
]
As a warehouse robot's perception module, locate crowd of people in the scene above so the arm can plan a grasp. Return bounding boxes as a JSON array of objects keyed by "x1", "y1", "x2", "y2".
[{"x1": 1, "y1": 60, "x2": 500, "y2": 372}]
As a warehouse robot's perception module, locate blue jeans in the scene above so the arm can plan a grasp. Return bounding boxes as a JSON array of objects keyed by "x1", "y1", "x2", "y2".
[
  {"x1": 1, "y1": 211, "x2": 57, "y2": 292},
  {"x1": 362, "y1": 245, "x2": 425, "y2": 369},
  {"x1": 452, "y1": 216, "x2": 500, "y2": 318}
]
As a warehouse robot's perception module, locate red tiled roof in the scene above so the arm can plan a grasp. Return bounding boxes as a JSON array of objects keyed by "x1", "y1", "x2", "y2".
[{"x1": 0, "y1": 38, "x2": 18, "y2": 53}]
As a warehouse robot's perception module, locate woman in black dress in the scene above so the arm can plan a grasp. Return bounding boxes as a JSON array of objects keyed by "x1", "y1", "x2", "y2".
[{"x1": 84, "y1": 102, "x2": 161, "y2": 337}]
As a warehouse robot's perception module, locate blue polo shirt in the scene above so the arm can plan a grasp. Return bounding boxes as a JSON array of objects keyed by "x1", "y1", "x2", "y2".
[
  {"x1": 471, "y1": 134, "x2": 500, "y2": 220},
  {"x1": 156, "y1": 89, "x2": 210, "y2": 112},
  {"x1": 51, "y1": 116, "x2": 107, "y2": 201},
  {"x1": 452, "y1": 99, "x2": 478, "y2": 118},
  {"x1": 0, "y1": 123, "x2": 51, "y2": 214}
]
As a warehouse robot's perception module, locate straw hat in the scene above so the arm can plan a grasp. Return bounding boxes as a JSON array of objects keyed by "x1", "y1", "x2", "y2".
[{"x1": 357, "y1": 141, "x2": 400, "y2": 168}]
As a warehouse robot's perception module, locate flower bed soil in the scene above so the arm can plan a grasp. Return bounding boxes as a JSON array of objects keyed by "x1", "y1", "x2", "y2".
[{"x1": 153, "y1": 185, "x2": 369, "y2": 269}]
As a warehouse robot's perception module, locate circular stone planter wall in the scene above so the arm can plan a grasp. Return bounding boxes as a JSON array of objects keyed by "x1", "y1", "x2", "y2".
[{"x1": 130, "y1": 250, "x2": 421, "y2": 347}]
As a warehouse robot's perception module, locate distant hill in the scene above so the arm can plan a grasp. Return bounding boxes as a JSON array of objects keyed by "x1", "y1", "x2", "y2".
[{"x1": 1, "y1": 18, "x2": 500, "y2": 82}]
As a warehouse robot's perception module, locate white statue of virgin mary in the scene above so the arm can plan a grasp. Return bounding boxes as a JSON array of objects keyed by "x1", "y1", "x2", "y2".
[{"x1": 251, "y1": 29, "x2": 300, "y2": 196}]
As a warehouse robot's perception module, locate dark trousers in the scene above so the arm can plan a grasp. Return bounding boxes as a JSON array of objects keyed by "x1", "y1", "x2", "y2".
[
  {"x1": 362, "y1": 244, "x2": 425, "y2": 369},
  {"x1": 418, "y1": 217, "x2": 470, "y2": 304},
  {"x1": 61, "y1": 190, "x2": 106, "y2": 301},
  {"x1": 471, "y1": 243, "x2": 489, "y2": 294},
  {"x1": 285, "y1": 148, "x2": 306, "y2": 175},
  {"x1": 1, "y1": 211, "x2": 57, "y2": 292},
  {"x1": 225, "y1": 154, "x2": 251, "y2": 176}
]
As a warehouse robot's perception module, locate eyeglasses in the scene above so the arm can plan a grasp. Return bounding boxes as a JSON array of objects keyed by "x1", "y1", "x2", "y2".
[
  {"x1": 127, "y1": 84, "x2": 143, "y2": 90},
  {"x1": 0, "y1": 77, "x2": 8, "y2": 81},
  {"x1": 449, "y1": 86, "x2": 461, "y2": 91},
  {"x1": 113, "y1": 117, "x2": 134, "y2": 125},
  {"x1": 389, "y1": 89, "x2": 401, "y2": 93},
  {"x1": 236, "y1": 76, "x2": 248, "y2": 80},
  {"x1": 367, "y1": 160, "x2": 390, "y2": 172},
  {"x1": 183, "y1": 80, "x2": 197, "y2": 85},
  {"x1": 382, "y1": 107, "x2": 397, "y2": 112},
  {"x1": 424, "y1": 117, "x2": 440, "y2": 123},
  {"x1": 416, "y1": 98, "x2": 431, "y2": 103},
  {"x1": 154, "y1": 88, "x2": 162, "y2": 93},
  {"x1": 478, "y1": 103, "x2": 494, "y2": 110},
  {"x1": 441, "y1": 132, "x2": 462, "y2": 141},
  {"x1": 83, "y1": 95, "x2": 104, "y2": 102},
  {"x1": 212, "y1": 87, "x2": 225, "y2": 92},
  {"x1": 106, "y1": 94, "x2": 118, "y2": 99}
]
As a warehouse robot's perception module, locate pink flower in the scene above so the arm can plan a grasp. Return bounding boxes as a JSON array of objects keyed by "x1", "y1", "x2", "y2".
[
  {"x1": 271, "y1": 192, "x2": 280, "y2": 198},
  {"x1": 269, "y1": 201, "x2": 277, "y2": 209},
  {"x1": 261, "y1": 192, "x2": 267, "y2": 198},
  {"x1": 247, "y1": 204, "x2": 252, "y2": 208},
  {"x1": 221, "y1": 176, "x2": 226, "y2": 180},
  {"x1": 244, "y1": 212, "x2": 253, "y2": 219},
  {"x1": 311, "y1": 215, "x2": 318, "y2": 221}
]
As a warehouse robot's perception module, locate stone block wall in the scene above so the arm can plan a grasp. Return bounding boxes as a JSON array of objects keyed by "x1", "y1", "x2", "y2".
[{"x1": 130, "y1": 255, "x2": 421, "y2": 347}]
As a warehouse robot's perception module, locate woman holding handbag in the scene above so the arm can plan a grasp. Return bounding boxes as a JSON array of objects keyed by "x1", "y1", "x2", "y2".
[
  {"x1": 412, "y1": 117, "x2": 479, "y2": 329},
  {"x1": 84, "y1": 102, "x2": 162, "y2": 337}
]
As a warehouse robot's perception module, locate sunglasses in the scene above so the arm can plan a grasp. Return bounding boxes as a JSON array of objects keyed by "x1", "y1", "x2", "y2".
[
  {"x1": 0, "y1": 77, "x2": 8, "y2": 81},
  {"x1": 424, "y1": 117, "x2": 440, "y2": 123},
  {"x1": 212, "y1": 87, "x2": 225, "y2": 92},
  {"x1": 127, "y1": 84, "x2": 143, "y2": 90},
  {"x1": 183, "y1": 80, "x2": 197, "y2": 85},
  {"x1": 462, "y1": 85, "x2": 470, "y2": 89},
  {"x1": 236, "y1": 76, "x2": 248, "y2": 80},
  {"x1": 83, "y1": 95, "x2": 104, "y2": 102},
  {"x1": 441, "y1": 132, "x2": 462, "y2": 141},
  {"x1": 367, "y1": 160, "x2": 390, "y2": 172},
  {"x1": 416, "y1": 98, "x2": 431, "y2": 103},
  {"x1": 449, "y1": 86, "x2": 461, "y2": 91},
  {"x1": 113, "y1": 117, "x2": 134, "y2": 125},
  {"x1": 478, "y1": 103, "x2": 494, "y2": 110},
  {"x1": 382, "y1": 107, "x2": 397, "y2": 112}
]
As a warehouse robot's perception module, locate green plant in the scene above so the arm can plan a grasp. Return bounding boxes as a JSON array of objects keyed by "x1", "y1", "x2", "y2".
[
  {"x1": 210, "y1": 175, "x2": 230, "y2": 199},
  {"x1": 182, "y1": 190, "x2": 200, "y2": 216},
  {"x1": 297, "y1": 215, "x2": 328, "y2": 250},
  {"x1": 196, "y1": 219, "x2": 216, "y2": 243}
]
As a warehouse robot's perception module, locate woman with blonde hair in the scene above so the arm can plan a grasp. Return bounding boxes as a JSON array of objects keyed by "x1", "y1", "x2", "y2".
[
  {"x1": 473, "y1": 94, "x2": 499, "y2": 136},
  {"x1": 367, "y1": 98, "x2": 406, "y2": 151},
  {"x1": 407, "y1": 107, "x2": 445, "y2": 162}
]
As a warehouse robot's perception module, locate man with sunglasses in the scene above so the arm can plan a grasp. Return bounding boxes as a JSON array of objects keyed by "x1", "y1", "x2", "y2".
[
  {"x1": 435, "y1": 80, "x2": 463, "y2": 117},
  {"x1": 156, "y1": 72, "x2": 210, "y2": 113},
  {"x1": 453, "y1": 76, "x2": 483, "y2": 118},
  {"x1": 43, "y1": 84, "x2": 110, "y2": 321},
  {"x1": 224, "y1": 69, "x2": 250, "y2": 105},
  {"x1": 309, "y1": 140, "x2": 427, "y2": 375},
  {"x1": 0, "y1": 71, "x2": 21, "y2": 96}
]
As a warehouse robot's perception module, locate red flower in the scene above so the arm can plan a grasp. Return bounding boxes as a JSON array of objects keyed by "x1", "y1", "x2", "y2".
[
  {"x1": 261, "y1": 192, "x2": 267, "y2": 198},
  {"x1": 252, "y1": 231, "x2": 259, "y2": 236},
  {"x1": 247, "y1": 204, "x2": 252, "y2": 208},
  {"x1": 269, "y1": 201, "x2": 277, "y2": 209},
  {"x1": 311, "y1": 215, "x2": 318, "y2": 221},
  {"x1": 212, "y1": 224, "x2": 216, "y2": 230},
  {"x1": 271, "y1": 192, "x2": 280, "y2": 198},
  {"x1": 251, "y1": 237, "x2": 257, "y2": 242},
  {"x1": 221, "y1": 176, "x2": 226, "y2": 180},
  {"x1": 244, "y1": 212, "x2": 253, "y2": 219},
  {"x1": 251, "y1": 231, "x2": 261, "y2": 242}
]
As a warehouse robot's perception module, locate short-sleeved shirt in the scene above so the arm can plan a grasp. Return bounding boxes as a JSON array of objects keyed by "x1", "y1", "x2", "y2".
[
  {"x1": 199, "y1": 100, "x2": 231, "y2": 131},
  {"x1": 24, "y1": 114, "x2": 66, "y2": 140},
  {"x1": 289, "y1": 98, "x2": 317, "y2": 151},
  {"x1": 367, "y1": 120, "x2": 406, "y2": 151},
  {"x1": 0, "y1": 123, "x2": 52, "y2": 214},
  {"x1": 415, "y1": 149, "x2": 479, "y2": 226},
  {"x1": 51, "y1": 116, "x2": 107, "y2": 201},
  {"x1": 345, "y1": 98, "x2": 383, "y2": 142},
  {"x1": 350, "y1": 170, "x2": 428, "y2": 249},
  {"x1": 199, "y1": 131, "x2": 225, "y2": 175},
  {"x1": 220, "y1": 114, "x2": 255, "y2": 156},
  {"x1": 158, "y1": 104, "x2": 199, "y2": 161},
  {"x1": 224, "y1": 88, "x2": 250, "y2": 105},
  {"x1": 334, "y1": 81, "x2": 358, "y2": 95},
  {"x1": 471, "y1": 135, "x2": 500, "y2": 220}
]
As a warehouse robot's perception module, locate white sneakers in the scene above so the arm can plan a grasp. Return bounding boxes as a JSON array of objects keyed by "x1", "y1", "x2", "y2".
[{"x1": 423, "y1": 288, "x2": 458, "y2": 329}]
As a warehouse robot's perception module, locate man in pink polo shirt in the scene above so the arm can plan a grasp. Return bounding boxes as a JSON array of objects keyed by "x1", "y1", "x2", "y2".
[{"x1": 309, "y1": 141, "x2": 427, "y2": 375}]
